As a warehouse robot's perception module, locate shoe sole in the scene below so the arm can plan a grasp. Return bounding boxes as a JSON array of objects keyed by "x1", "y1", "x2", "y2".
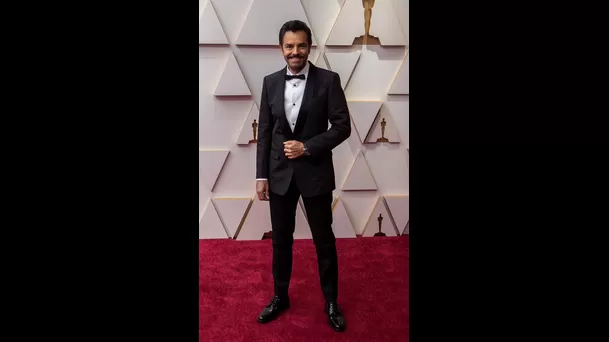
[{"x1": 257, "y1": 313, "x2": 284, "y2": 324}]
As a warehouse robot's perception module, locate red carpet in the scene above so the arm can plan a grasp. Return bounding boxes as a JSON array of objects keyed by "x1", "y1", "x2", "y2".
[{"x1": 200, "y1": 236, "x2": 409, "y2": 341}]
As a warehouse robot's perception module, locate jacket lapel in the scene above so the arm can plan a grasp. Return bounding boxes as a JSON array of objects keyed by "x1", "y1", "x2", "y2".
[{"x1": 293, "y1": 61, "x2": 317, "y2": 136}]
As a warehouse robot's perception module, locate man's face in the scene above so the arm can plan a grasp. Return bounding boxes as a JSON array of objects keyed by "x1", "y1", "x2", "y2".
[{"x1": 281, "y1": 30, "x2": 310, "y2": 73}]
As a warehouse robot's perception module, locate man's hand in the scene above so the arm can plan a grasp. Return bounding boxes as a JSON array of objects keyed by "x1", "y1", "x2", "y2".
[
  {"x1": 256, "y1": 180, "x2": 269, "y2": 201},
  {"x1": 283, "y1": 140, "x2": 305, "y2": 159}
]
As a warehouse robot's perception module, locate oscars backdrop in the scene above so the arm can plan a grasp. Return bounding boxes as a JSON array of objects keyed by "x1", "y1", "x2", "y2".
[{"x1": 199, "y1": 0, "x2": 409, "y2": 240}]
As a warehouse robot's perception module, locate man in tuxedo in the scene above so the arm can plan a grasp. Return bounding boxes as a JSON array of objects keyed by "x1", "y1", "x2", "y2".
[{"x1": 255, "y1": 20, "x2": 351, "y2": 332}]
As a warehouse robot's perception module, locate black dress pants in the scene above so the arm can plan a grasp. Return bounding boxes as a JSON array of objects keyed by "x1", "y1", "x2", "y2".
[{"x1": 269, "y1": 178, "x2": 338, "y2": 302}]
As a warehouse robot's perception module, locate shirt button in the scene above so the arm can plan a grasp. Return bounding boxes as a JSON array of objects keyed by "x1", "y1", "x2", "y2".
[
  {"x1": 293, "y1": 84, "x2": 297, "y2": 87},
  {"x1": 293, "y1": 103, "x2": 295, "y2": 106}
]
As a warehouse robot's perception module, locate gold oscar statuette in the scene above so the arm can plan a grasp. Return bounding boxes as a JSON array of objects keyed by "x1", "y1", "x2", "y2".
[
  {"x1": 249, "y1": 119, "x2": 258, "y2": 143},
  {"x1": 374, "y1": 213, "x2": 386, "y2": 237},
  {"x1": 353, "y1": 0, "x2": 381, "y2": 46},
  {"x1": 376, "y1": 117, "x2": 389, "y2": 142}
]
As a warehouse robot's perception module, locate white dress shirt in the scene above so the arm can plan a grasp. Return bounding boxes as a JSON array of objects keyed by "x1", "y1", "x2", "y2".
[
  {"x1": 257, "y1": 63, "x2": 309, "y2": 182},
  {"x1": 284, "y1": 62, "x2": 309, "y2": 132}
]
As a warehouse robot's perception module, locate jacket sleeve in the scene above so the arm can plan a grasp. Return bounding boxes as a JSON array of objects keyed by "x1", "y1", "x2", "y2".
[
  {"x1": 303, "y1": 72, "x2": 351, "y2": 155},
  {"x1": 256, "y1": 77, "x2": 273, "y2": 179}
]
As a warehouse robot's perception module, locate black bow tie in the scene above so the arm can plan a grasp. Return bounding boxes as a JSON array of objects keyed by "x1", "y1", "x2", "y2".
[{"x1": 285, "y1": 74, "x2": 305, "y2": 80}]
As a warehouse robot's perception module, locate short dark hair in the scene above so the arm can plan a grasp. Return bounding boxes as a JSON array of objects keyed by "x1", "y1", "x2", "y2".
[{"x1": 278, "y1": 20, "x2": 312, "y2": 47}]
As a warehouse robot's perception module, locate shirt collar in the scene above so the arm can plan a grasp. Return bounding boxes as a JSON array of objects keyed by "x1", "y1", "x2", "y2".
[{"x1": 286, "y1": 61, "x2": 310, "y2": 77}]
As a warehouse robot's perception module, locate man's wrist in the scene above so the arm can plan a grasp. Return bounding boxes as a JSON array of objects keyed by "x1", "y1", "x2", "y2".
[{"x1": 303, "y1": 143, "x2": 310, "y2": 156}]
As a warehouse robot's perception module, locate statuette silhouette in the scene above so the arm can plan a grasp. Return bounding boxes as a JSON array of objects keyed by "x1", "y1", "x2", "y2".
[
  {"x1": 374, "y1": 213, "x2": 386, "y2": 236},
  {"x1": 376, "y1": 118, "x2": 389, "y2": 142},
  {"x1": 249, "y1": 119, "x2": 258, "y2": 143},
  {"x1": 353, "y1": 0, "x2": 381, "y2": 45}
]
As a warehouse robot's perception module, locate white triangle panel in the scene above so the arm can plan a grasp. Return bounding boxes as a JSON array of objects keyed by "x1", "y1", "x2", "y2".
[
  {"x1": 199, "y1": 150, "x2": 229, "y2": 191},
  {"x1": 214, "y1": 53, "x2": 251, "y2": 96},
  {"x1": 300, "y1": 0, "x2": 344, "y2": 46},
  {"x1": 324, "y1": 51, "x2": 361, "y2": 89},
  {"x1": 365, "y1": 109, "x2": 401, "y2": 143},
  {"x1": 348, "y1": 101, "x2": 382, "y2": 143},
  {"x1": 362, "y1": 197, "x2": 398, "y2": 237},
  {"x1": 326, "y1": 0, "x2": 407, "y2": 46},
  {"x1": 308, "y1": 48, "x2": 321, "y2": 67},
  {"x1": 315, "y1": 54, "x2": 329, "y2": 70},
  {"x1": 342, "y1": 150, "x2": 377, "y2": 191},
  {"x1": 388, "y1": 52, "x2": 409, "y2": 94},
  {"x1": 236, "y1": 0, "x2": 317, "y2": 46},
  {"x1": 294, "y1": 201, "x2": 312, "y2": 239},
  {"x1": 198, "y1": 0, "x2": 229, "y2": 44},
  {"x1": 236, "y1": 102, "x2": 260, "y2": 145},
  {"x1": 384, "y1": 195, "x2": 409, "y2": 235},
  {"x1": 298, "y1": 197, "x2": 307, "y2": 221},
  {"x1": 199, "y1": 200, "x2": 229, "y2": 239},
  {"x1": 235, "y1": 198, "x2": 271, "y2": 240},
  {"x1": 212, "y1": 197, "x2": 252, "y2": 238},
  {"x1": 332, "y1": 197, "x2": 357, "y2": 238}
]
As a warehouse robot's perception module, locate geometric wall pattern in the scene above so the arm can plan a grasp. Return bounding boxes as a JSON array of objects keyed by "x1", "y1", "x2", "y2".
[
  {"x1": 199, "y1": 0, "x2": 408, "y2": 239},
  {"x1": 199, "y1": 0, "x2": 229, "y2": 44},
  {"x1": 234, "y1": 197, "x2": 270, "y2": 240},
  {"x1": 199, "y1": 150, "x2": 229, "y2": 192},
  {"x1": 388, "y1": 52, "x2": 409, "y2": 95},
  {"x1": 384, "y1": 195, "x2": 409, "y2": 235},
  {"x1": 199, "y1": 199, "x2": 229, "y2": 239},
  {"x1": 236, "y1": 0, "x2": 318, "y2": 46},
  {"x1": 294, "y1": 202, "x2": 313, "y2": 239},
  {"x1": 324, "y1": 51, "x2": 361, "y2": 90},
  {"x1": 212, "y1": 197, "x2": 252, "y2": 238},
  {"x1": 235, "y1": 102, "x2": 259, "y2": 145},
  {"x1": 348, "y1": 101, "x2": 383, "y2": 143},
  {"x1": 361, "y1": 196, "x2": 399, "y2": 236},
  {"x1": 365, "y1": 109, "x2": 401, "y2": 143},
  {"x1": 214, "y1": 52, "x2": 252, "y2": 96},
  {"x1": 331, "y1": 197, "x2": 357, "y2": 238},
  {"x1": 326, "y1": 0, "x2": 407, "y2": 46},
  {"x1": 342, "y1": 150, "x2": 378, "y2": 191},
  {"x1": 314, "y1": 53, "x2": 329, "y2": 71}
]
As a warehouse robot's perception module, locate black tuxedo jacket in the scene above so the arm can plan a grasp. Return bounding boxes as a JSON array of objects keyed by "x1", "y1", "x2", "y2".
[{"x1": 256, "y1": 61, "x2": 351, "y2": 197}]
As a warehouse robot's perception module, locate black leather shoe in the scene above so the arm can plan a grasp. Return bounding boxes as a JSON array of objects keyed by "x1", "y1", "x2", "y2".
[
  {"x1": 257, "y1": 295, "x2": 290, "y2": 323},
  {"x1": 325, "y1": 301, "x2": 346, "y2": 332}
]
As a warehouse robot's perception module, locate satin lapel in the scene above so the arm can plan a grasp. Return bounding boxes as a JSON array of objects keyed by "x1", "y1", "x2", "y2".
[
  {"x1": 272, "y1": 68, "x2": 294, "y2": 139},
  {"x1": 293, "y1": 61, "x2": 317, "y2": 136}
]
